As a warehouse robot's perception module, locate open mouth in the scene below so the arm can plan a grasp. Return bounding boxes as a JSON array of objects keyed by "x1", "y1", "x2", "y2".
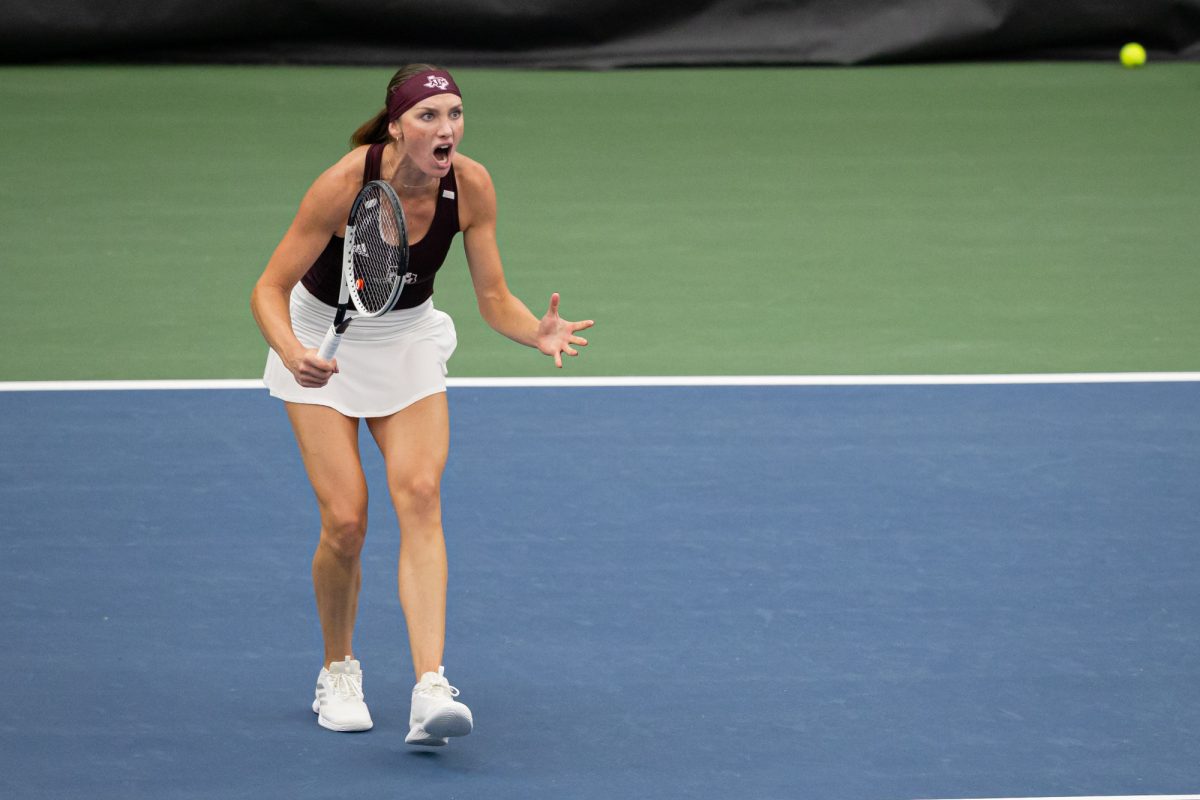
[{"x1": 433, "y1": 144, "x2": 452, "y2": 165}]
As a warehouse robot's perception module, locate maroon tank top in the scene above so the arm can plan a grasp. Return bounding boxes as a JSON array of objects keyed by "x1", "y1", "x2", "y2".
[{"x1": 300, "y1": 142, "x2": 462, "y2": 310}]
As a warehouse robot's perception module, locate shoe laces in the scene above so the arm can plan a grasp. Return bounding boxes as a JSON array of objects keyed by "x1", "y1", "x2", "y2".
[
  {"x1": 326, "y1": 670, "x2": 364, "y2": 701},
  {"x1": 416, "y1": 672, "x2": 460, "y2": 700}
]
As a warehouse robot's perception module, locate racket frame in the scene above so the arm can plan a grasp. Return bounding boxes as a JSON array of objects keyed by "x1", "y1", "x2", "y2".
[{"x1": 316, "y1": 179, "x2": 409, "y2": 361}]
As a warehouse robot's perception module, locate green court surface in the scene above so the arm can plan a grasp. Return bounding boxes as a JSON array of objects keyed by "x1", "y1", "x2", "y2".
[{"x1": 0, "y1": 63, "x2": 1196, "y2": 380}]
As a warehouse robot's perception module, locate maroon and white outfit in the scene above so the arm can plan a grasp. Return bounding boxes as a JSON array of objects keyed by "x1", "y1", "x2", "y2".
[{"x1": 263, "y1": 143, "x2": 461, "y2": 417}]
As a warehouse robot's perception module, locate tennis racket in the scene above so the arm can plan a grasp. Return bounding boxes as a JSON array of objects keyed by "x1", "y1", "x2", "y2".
[{"x1": 316, "y1": 179, "x2": 409, "y2": 361}]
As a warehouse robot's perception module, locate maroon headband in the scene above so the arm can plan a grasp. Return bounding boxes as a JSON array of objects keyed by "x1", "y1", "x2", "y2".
[{"x1": 386, "y1": 70, "x2": 462, "y2": 122}]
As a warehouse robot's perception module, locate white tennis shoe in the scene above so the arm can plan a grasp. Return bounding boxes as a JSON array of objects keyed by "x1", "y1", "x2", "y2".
[
  {"x1": 405, "y1": 666, "x2": 473, "y2": 746},
  {"x1": 312, "y1": 656, "x2": 373, "y2": 732}
]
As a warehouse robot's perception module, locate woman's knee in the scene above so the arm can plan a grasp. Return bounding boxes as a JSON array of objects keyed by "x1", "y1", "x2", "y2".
[
  {"x1": 392, "y1": 472, "x2": 442, "y2": 518},
  {"x1": 320, "y1": 507, "x2": 368, "y2": 558}
]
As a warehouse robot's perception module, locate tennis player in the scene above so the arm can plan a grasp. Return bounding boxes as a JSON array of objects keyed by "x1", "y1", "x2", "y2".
[{"x1": 251, "y1": 64, "x2": 593, "y2": 746}]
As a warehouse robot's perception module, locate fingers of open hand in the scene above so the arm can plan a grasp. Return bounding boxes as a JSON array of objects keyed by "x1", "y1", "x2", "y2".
[{"x1": 540, "y1": 304, "x2": 592, "y2": 368}]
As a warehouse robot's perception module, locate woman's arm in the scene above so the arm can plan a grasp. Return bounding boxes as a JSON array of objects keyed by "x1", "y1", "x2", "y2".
[
  {"x1": 250, "y1": 155, "x2": 363, "y2": 386},
  {"x1": 457, "y1": 157, "x2": 593, "y2": 367}
]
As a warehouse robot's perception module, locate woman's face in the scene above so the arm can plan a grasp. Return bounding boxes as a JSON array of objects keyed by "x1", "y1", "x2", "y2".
[{"x1": 390, "y1": 93, "x2": 464, "y2": 177}]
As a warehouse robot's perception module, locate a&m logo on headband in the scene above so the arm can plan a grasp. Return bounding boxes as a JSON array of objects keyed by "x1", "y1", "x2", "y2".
[{"x1": 387, "y1": 70, "x2": 461, "y2": 121}]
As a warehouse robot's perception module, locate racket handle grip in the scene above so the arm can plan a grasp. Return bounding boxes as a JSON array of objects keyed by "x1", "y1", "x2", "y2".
[{"x1": 317, "y1": 327, "x2": 342, "y2": 361}]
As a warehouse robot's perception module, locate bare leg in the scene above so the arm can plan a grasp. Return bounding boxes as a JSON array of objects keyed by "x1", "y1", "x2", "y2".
[
  {"x1": 286, "y1": 402, "x2": 369, "y2": 669},
  {"x1": 366, "y1": 392, "x2": 451, "y2": 680}
]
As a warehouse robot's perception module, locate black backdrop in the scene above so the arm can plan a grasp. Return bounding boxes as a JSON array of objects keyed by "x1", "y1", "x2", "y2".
[{"x1": 4, "y1": 0, "x2": 1199, "y2": 66}]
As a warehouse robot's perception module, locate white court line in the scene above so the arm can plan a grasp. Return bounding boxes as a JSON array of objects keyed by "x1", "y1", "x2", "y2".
[
  {"x1": 0, "y1": 373, "x2": 1198, "y2": 392},
  {"x1": 449, "y1": 373, "x2": 1200, "y2": 388},
  {"x1": 916, "y1": 796, "x2": 1200, "y2": 800},
  {"x1": 0, "y1": 379, "x2": 267, "y2": 392}
]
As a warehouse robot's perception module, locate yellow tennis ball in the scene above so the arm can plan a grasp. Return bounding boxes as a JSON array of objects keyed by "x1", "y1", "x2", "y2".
[{"x1": 1120, "y1": 42, "x2": 1146, "y2": 68}]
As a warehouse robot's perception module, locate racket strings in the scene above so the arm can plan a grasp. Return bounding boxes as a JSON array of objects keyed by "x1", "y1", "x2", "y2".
[{"x1": 349, "y1": 185, "x2": 405, "y2": 315}]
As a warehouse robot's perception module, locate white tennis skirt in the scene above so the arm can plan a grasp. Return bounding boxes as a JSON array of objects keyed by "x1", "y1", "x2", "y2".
[{"x1": 262, "y1": 283, "x2": 457, "y2": 418}]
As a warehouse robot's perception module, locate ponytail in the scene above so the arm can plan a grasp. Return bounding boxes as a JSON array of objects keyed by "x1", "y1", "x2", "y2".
[{"x1": 350, "y1": 109, "x2": 390, "y2": 148}]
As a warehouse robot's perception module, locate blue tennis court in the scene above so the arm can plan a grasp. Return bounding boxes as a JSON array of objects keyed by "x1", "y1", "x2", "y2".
[{"x1": 1, "y1": 381, "x2": 1197, "y2": 799}]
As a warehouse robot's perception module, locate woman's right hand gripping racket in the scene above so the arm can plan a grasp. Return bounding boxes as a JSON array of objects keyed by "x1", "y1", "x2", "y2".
[{"x1": 317, "y1": 179, "x2": 409, "y2": 362}]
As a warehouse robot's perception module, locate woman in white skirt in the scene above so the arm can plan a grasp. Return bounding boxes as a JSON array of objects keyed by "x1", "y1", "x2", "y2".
[{"x1": 251, "y1": 64, "x2": 593, "y2": 746}]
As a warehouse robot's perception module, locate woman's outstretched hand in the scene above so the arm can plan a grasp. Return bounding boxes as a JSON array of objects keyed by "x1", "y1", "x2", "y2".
[{"x1": 537, "y1": 293, "x2": 594, "y2": 368}]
